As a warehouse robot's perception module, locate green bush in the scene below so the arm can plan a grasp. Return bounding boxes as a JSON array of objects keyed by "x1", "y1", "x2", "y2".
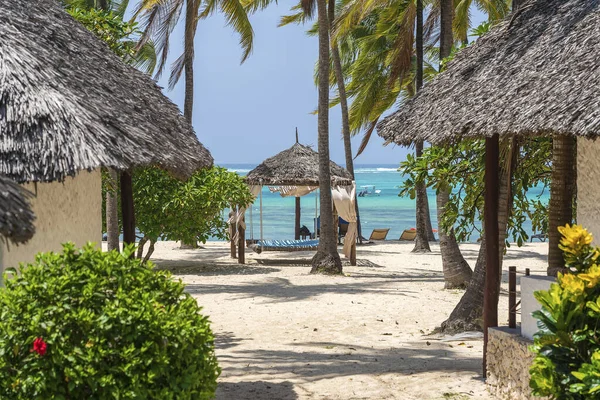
[
  {"x1": 0, "y1": 244, "x2": 220, "y2": 399},
  {"x1": 530, "y1": 224, "x2": 600, "y2": 398}
]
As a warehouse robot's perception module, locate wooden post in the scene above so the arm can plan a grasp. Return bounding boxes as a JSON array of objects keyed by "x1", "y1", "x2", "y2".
[
  {"x1": 483, "y1": 134, "x2": 500, "y2": 375},
  {"x1": 229, "y1": 208, "x2": 237, "y2": 259},
  {"x1": 120, "y1": 171, "x2": 136, "y2": 249},
  {"x1": 350, "y1": 241, "x2": 356, "y2": 266},
  {"x1": 238, "y1": 214, "x2": 245, "y2": 264},
  {"x1": 508, "y1": 266, "x2": 517, "y2": 329},
  {"x1": 295, "y1": 197, "x2": 301, "y2": 240},
  {"x1": 525, "y1": 268, "x2": 530, "y2": 276}
]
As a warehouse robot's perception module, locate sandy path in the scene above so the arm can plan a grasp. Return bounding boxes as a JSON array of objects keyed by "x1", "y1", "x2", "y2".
[{"x1": 148, "y1": 240, "x2": 548, "y2": 400}]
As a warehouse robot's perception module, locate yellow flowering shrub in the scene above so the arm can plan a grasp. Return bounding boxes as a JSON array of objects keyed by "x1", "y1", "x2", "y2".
[{"x1": 530, "y1": 225, "x2": 600, "y2": 398}]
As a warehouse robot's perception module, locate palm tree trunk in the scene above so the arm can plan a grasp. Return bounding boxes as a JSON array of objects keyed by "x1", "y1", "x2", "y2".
[
  {"x1": 183, "y1": 0, "x2": 196, "y2": 123},
  {"x1": 439, "y1": 0, "x2": 454, "y2": 62},
  {"x1": 180, "y1": 0, "x2": 198, "y2": 249},
  {"x1": 437, "y1": 188, "x2": 472, "y2": 287},
  {"x1": 439, "y1": 139, "x2": 515, "y2": 333},
  {"x1": 412, "y1": 0, "x2": 431, "y2": 253},
  {"x1": 436, "y1": 0, "x2": 471, "y2": 287},
  {"x1": 547, "y1": 135, "x2": 576, "y2": 275},
  {"x1": 327, "y1": 0, "x2": 363, "y2": 243},
  {"x1": 311, "y1": 0, "x2": 342, "y2": 274},
  {"x1": 106, "y1": 169, "x2": 120, "y2": 251}
]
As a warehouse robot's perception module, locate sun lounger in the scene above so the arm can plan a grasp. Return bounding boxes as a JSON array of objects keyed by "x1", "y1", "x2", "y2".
[
  {"x1": 369, "y1": 228, "x2": 390, "y2": 241},
  {"x1": 530, "y1": 233, "x2": 547, "y2": 242},
  {"x1": 251, "y1": 239, "x2": 320, "y2": 254},
  {"x1": 399, "y1": 228, "x2": 417, "y2": 241}
]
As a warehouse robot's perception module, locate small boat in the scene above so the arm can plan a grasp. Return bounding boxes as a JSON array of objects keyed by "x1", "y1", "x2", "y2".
[{"x1": 358, "y1": 185, "x2": 381, "y2": 197}]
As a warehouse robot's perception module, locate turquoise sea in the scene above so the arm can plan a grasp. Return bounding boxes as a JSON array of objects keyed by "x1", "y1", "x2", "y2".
[{"x1": 223, "y1": 163, "x2": 549, "y2": 243}]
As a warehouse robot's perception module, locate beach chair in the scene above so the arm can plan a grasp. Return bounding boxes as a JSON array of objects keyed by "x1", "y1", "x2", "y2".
[
  {"x1": 530, "y1": 233, "x2": 547, "y2": 242},
  {"x1": 399, "y1": 228, "x2": 417, "y2": 241},
  {"x1": 369, "y1": 228, "x2": 390, "y2": 241}
]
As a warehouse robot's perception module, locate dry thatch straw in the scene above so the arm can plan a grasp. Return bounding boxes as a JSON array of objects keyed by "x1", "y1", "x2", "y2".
[
  {"x1": 245, "y1": 143, "x2": 353, "y2": 186},
  {"x1": 0, "y1": 0, "x2": 213, "y2": 183},
  {"x1": 0, "y1": 176, "x2": 35, "y2": 244},
  {"x1": 377, "y1": 0, "x2": 600, "y2": 145}
]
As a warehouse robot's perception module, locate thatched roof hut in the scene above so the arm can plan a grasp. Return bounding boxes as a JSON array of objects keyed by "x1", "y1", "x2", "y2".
[
  {"x1": 1, "y1": 0, "x2": 213, "y2": 183},
  {"x1": 0, "y1": 177, "x2": 35, "y2": 244},
  {"x1": 245, "y1": 143, "x2": 353, "y2": 187},
  {"x1": 377, "y1": 0, "x2": 600, "y2": 145}
]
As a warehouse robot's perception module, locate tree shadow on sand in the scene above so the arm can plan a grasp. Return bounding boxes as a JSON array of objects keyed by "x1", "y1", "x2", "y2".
[
  {"x1": 184, "y1": 276, "x2": 427, "y2": 303},
  {"x1": 217, "y1": 338, "x2": 484, "y2": 385},
  {"x1": 216, "y1": 380, "x2": 298, "y2": 400}
]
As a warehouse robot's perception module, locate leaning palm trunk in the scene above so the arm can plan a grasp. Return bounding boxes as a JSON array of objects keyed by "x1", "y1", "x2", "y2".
[
  {"x1": 436, "y1": 0, "x2": 470, "y2": 285},
  {"x1": 439, "y1": 139, "x2": 514, "y2": 333},
  {"x1": 311, "y1": 0, "x2": 342, "y2": 274},
  {"x1": 437, "y1": 188, "x2": 472, "y2": 288},
  {"x1": 328, "y1": 0, "x2": 363, "y2": 242},
  {"x1": 547, "y1": 135, "x2": 576, "y2": 276},
  {"x1": 106, "y1": 169, "x2": 120, "y2": 251}
]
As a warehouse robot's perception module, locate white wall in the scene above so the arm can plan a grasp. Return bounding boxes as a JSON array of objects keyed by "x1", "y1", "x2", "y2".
[
  {"x1": 577, "y1": 137, "x2": 600, "y2": 241},
  {"x1": 2, "y1": 170, "x2": 102, "y2": 270}
]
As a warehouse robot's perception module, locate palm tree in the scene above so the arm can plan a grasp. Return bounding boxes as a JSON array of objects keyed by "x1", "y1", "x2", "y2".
[
  {"x1": 435, "y1": 0, "x2": 474, "y2": 288},
  {"x1": 547, "y1": 136, "x2": 577, "y2": 275},
  {"x1": 310, "y1": 0, "x2": 343, "y2": 274},
  {"x1": 413, "y1": 0, "x2": 431, "y2": 253},
  {"x1": 136, "y1": 0, "x2": 253, "y2": 247}
]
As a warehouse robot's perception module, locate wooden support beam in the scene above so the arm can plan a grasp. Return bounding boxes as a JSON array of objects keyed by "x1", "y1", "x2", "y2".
[
  {"x1": 508, "y1": 266, "x2": 517, "y2": 329},
  {"x1": 238, "y1": 215, "x2": 245, "y2": 264},
  {"x1": 229, "y1": 208, "x2": 237, "y2": 259},
  {"x1": 295, "y1": 197, "x2": 301, "y2": 240},
  {"x1": 120, "y1": 171, "x2": 136, "y2": 249},
  {"x1": 483, "y1": 134, "x2": 500, "y2": 375}
]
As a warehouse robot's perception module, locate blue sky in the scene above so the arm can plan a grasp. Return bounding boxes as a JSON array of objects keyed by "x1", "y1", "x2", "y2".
[{"x1": 146, "y1": 4, "x2": 486, "y2": 166}]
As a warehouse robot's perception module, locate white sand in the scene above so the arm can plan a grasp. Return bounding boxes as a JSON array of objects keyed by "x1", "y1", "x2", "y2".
[{"x1": 146, "y1": 240, "x2": 548, "y2": 400}]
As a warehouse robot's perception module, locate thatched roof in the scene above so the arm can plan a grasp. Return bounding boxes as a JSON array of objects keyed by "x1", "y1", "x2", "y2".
[
  {"x1": 0, "y1": 0, "x2": 212, "y2": 183},
  {"x1": 0, "y1": 177, "x2": 35, "y2": 244},
  {"x1": 245, "y1": 143, "x2": 353, "y2": 186},
  {"x1": 377, "y1": 0, "x2": 600, "y2": 145}
]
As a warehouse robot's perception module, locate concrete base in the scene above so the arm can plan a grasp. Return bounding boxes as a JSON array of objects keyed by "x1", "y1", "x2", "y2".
[{"x1": 520, "y1": 276, "x2": 555, "y2": 340}]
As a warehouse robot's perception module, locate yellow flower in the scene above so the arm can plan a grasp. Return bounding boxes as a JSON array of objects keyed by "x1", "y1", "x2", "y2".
[
  {"x1": 558, "y1": 224, "x2": 593, "y2": 252},
  {"x1": 578, "y1": 264, "x2": 600, "y2": 288},
  {"x1": 559, "y1": 272, "x2": 586, "y2": 298}
]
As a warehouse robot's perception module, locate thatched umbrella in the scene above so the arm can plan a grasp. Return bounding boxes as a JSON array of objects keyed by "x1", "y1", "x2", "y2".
[
  {"x1": 1, "y1": 0, "x2": 213, "y2": 243},
  {"x1": 246, "y1": 142, "x2": 353, "y2": 187},
  {"x1": 0, "y1": 177, "x2": 35, "y2": 244},
  {"x1": 244, "y1": 140, "x2": 353, "y2": 262},
  {"x1": 377, "y1": 0, "x2": 600, "y2": 371}
]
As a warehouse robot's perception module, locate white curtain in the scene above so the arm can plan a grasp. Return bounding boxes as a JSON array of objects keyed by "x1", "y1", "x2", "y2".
[
  {"x1": 229, "y1": 185, "x2": 262, "y2": 243},
  {"x1": 332, "y1": 182, "x2": 357, "y2": 259}
]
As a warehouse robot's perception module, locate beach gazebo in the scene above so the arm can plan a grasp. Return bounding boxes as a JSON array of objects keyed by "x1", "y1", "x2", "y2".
[
  {"x1": 377, "y1": 0, "x2": 600, "y2": 377},
  {"x1": 0, "y1": 177, "x2": 35, "y2": 245},
  {"x1": 0, "y1": 0, "x2": 213, "y2": 268},
  {"x1": 243, "y1": 138, "x2": 355, "y2": 263}
]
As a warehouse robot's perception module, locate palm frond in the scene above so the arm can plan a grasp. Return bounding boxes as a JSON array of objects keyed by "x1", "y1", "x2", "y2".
[{"x1": 216, "y1": 0, "x2": 255, "y2": 63}]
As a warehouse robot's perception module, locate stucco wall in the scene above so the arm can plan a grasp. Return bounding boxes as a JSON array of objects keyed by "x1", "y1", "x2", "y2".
[
  {"x1": 1, "y1": 170, "x2": 102, "y2": 269},
  {"x1": 578, "y1": 137, "x2": 600, "y2": 241}
]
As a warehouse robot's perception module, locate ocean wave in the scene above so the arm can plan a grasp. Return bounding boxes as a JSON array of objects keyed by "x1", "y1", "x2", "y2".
[
  {"x1": 355, "y1": 167, "x2": 399, "y2": 173},
  {"x1": 229, "y1": 169, "x2": 251, "y2": 173}
]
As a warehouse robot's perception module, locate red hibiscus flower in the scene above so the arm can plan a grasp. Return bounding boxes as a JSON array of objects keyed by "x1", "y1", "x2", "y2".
[{"x1": 32, "y1": 337, "x2": 47, "y2": 356}]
